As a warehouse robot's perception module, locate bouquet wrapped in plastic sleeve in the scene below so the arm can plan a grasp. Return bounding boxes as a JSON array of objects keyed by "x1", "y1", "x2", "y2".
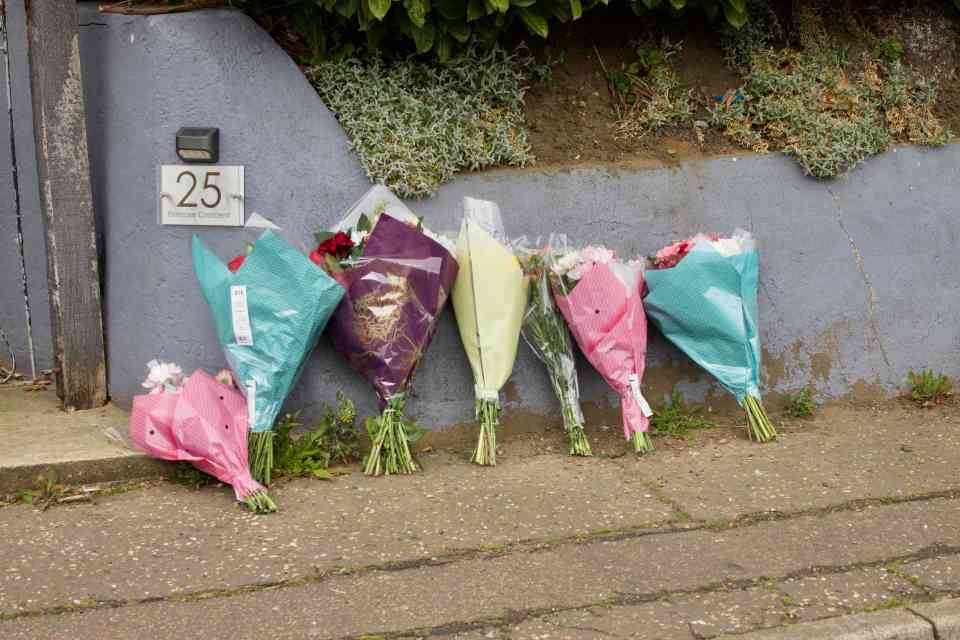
[
  {"x1": 552, "y1": 245, "x2": 655, "y2": 453},
  {"x1": 520, "y1": 247, "x2": 591, "y2": 456},
  {"x1": 451, "y1": 197, "x2": 529, "y2": 466},
  {"x1": 192, "y1": 231, "x2": 346, "y2": 484},
  {"x1": 645, "y1": 229, "x2": 776, "y2": 442},
  {"x1": 130, "y1": 366, "x2": 276, "y2": 512},
  {"x1": 318, "y1": 186, "x2": 458, "y2": 476}
]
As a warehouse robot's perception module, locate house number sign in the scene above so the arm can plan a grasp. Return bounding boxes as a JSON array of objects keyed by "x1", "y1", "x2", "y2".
[{"x1": 159, "y1": 165, "x2": 244, "y2": 226}]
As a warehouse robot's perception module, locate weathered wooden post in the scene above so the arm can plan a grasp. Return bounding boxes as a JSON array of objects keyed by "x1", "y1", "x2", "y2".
[{"x1": 24, "y1": 0, "x2": 107, "y2": 409}]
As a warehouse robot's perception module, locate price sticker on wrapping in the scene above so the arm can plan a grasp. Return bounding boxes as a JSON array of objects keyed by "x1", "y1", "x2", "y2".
[{"x1": 230, "y1": 285, "x2": 254, "y2": 346}]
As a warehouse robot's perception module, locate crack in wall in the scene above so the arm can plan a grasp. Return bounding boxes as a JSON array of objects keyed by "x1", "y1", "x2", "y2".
[
  {"x1": 907, "y1": 607, "x2": 941, "y2": 640},
  {"x1": 827, "y1": 187, "x2": 893, "y2": 374}
]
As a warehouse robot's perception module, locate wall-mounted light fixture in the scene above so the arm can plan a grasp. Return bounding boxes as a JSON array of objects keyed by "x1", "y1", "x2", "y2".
[{"x1": 175, "y1": 127, "x2": 219, "y2": 163}]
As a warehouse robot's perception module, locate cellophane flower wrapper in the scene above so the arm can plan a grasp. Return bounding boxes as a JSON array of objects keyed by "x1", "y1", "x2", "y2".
[
  {"x1": 520, "y1": 248, "x2": 591, "y2": 456},
  {"x1": 451, "y1": 197, "x2": 529, "y2": 466},
  {"x1": 552, "y1": 247, "x2": 654, "y2": 452},
  {"x1": 644, "y1": 229, "x2": 776, "y2": 442},
  {"x1": 325, "y1": 190, "x2": 458, "y2": 476},
  {"x1": 192, "y1": 231, "x2": 346, "y2": 483},
  {"x1": 129, "y1": 369, "x2": 276, "y2": 512}
]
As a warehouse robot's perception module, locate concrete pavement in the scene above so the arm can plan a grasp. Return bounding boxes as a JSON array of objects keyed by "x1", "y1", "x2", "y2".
[{"x1": 1, "y1": 398, "x2": 959, "y2": 639}]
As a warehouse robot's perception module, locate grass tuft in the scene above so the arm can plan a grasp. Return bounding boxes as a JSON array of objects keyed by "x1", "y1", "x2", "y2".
[
  {"x1": 907, "y1": 369, "x2": 952, "y2": 406},
  {"x1": 650, "y1": 390, "x2": 714, "y2": 439}
]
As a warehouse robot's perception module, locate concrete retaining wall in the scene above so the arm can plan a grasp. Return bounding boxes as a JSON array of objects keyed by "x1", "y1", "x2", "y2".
[{"x1": 10, "y1": 4, "x2": 960, "y2": 430}]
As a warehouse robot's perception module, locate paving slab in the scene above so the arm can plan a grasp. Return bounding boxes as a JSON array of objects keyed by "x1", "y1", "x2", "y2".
[
  {"x1": 0, "y1": 387, "x2": 164, "y2": 493},
  {"x1": 911, "y1": 598, "x2": 960, "y2": 640},
  {"x1": 777, "y1": 568, "x2": 925, "y2": 623},
  {"x1": 2, "y1": 498, "x2": 959, "y2": 638},
  {"x1": 900, "y1": 556, "x2": 960, "y2": 593},
  {"x1": 0, "y1": 451, "x2": 675, "y2": 614},
  {"x1": 634, "y1": 404, "x2": 960, "y2": 521},
  {"x1": 715, "y1": 607, "x2": 934, "y2": 639}
]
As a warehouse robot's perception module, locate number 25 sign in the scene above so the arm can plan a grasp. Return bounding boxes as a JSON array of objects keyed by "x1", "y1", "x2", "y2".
[{"x1": 159, "y1": 165, "x2": 244, "y2": 226}]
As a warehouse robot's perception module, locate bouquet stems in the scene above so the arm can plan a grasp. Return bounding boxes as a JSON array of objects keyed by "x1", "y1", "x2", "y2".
[
  {"x1": 472, "y1": 398, "x2": 499, "y2": 466},
  {"x1": 249, "y1": 431, "x2": 274, "y2": 485},
  {"x1": 243, "y1": 490, "x2": 277, "y2": 514},
  {"x1": 364, "y1": 395, "x2": 419, "y2": 476},
  {"x1": 744, "y1": 394, "x2": 777, "y2": 442},
  {"x1": 632, "y1": 430, "x2": 654, "y2": 454}
]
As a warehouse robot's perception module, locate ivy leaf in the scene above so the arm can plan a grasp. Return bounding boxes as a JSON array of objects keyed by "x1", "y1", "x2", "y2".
[
  {"x1": 517, "y1": 7, "x2": 549, "y2": 37},
  {"x1": 357, "y1": 213, "x2": 372, "y2": 232},
  {"x1": 436, "y1": 33, "x2": 452, "y2": 62},
  {"x1": 435, "y1": 0, "x2": 466, "y2": 20},
  {"x1": 311, "y1": 468, "x2": 334, "y2": 480},
  {"x1": 487, "y1": 0, "x2": 509, "y2": 13},
  {"x1": 510, "y1": 0, "x2": 537, "y2": 6},
  {"x1": 669, "y1": 0, "x2": 686, "y2": 9},
  {"x1": 641, "y1": 0, "x2": 661, "y2": 8},
  {"x1": 411, "y1": 18, "x2": 436, "y2": 53},
  {"x1": 723, "y1": 1, "x2": 747, "y2": 28},
  {"x1": 314, "y1": 230, "x2": 335, "y2": 245},
  {"x1": 447, "y1": 21, "x2": 471, "y2": 42},
  {"x1": 725, "y1": 0, "x2": 746, "y2": 13},
  {"x1": 467, "y1": 0, "x2": 486, "y2": 20},
  {"x1": 570, "y1": 0, "x2": 583, "y2": 19},
  {"x1": 335, "y1": 0, "x2": 359, "y2": 18},
  {"x1": 404, "y1": 0, "x2": 429, "y2": 27},
  {"x1": 368, "y1": 0, "x2": 392, "y2": 20}
]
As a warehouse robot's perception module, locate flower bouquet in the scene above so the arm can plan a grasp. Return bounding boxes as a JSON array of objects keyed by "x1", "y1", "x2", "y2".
[
  {"x1": 451, "y1": 197, "x2": 529, "y2": 466},
  {"x1": 130, "y1": 362, "x2": 276, "y2": 513},
  {"x1": 551, "y1": 244, "x2": 654, "y2": 453},
  {"x1": 192, "y1": 231, "x2": 346, "y2": 484},
  {"x1": 520, "y1": 248, "x2": 591, "y2": 456},
  {"x1": 317, "y1": 185, "x2": 458, "y2": 476},
  {"x1": 645, "y1": 230, "x2": 776, "y2": 442}
]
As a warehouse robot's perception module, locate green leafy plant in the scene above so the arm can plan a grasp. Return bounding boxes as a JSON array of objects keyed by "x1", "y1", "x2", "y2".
[
  {"x1": 170, "y1": 462, "x2": 214, "y2": 489},
  {"x1": 784, "y1": 387, "x2": 816, "y2": 418},
  {"x1": 608, "y1": 37, "x2": 694, "y2": 137},
  {"x1": 907, "y1": 369, "x2": 952, "y2": 406},
  {"x1": 710, "y1": 22, "x2": 950, "y2": 177},
  {"x1": 273, "y1": 392, "x2": 361, "y2": 479},
  {"x1": 873, "y1": 36, "x2": 904, "y2": 62},
  {"x1": 308, "y1": 45, "x2": 536, "y2": 197},
  {"x1": 650, "y1": 390, "x2": 714, "y2": 438}
]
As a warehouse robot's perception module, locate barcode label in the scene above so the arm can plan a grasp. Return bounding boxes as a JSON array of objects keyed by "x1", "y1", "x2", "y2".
[{"x1": 230, "y1": 285, "x2": 253, "y2": 346}]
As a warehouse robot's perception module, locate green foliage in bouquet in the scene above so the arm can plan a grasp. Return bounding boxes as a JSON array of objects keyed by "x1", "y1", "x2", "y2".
[{"x1": 307, "y1": 46, "x2": 535, "y2": 197}]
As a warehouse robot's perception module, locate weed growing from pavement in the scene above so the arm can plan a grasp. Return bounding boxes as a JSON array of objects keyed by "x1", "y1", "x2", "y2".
[
  {"x1": 650, "y1": 390, "x2": 714, "y2": 439},
  {"x1": 273, "y1": 391, "x2": 360, "y2": 479},
  {"x1": 170, "y1": 462, "x2": 214, "y2": 489},
  {"x1": 785, "y1": 388, "x2": 817, "y2": 419},
  {"x1": 307, "y1": 46, "x2": 537, "y2": 198},
  {"x1": 907, "y1": 369, "x2": 953, "y2": 406}
]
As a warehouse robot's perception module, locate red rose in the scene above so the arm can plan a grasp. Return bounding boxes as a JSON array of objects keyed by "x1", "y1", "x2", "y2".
[
  {"x1": 314, "y1": 231, "x2": 355, "y2": 261},
  {"x1": 227, "y1": 255, "x2": 246, "y2": 272},
  {"x1": 308, "y1": 248, "x2": 324, "y2": 267}
]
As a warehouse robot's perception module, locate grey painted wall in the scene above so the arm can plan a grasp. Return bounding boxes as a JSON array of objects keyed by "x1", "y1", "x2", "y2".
[
  {"x1": 16, "y1": 4, "x2": 959, "y2": 430},
  {"x1": 0, "y1": 0, "x2": 52, "y2": 376}
]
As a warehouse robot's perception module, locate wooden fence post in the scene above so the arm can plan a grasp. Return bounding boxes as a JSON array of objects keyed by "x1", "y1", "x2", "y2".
[{"x1": 24, "y1": 0, "x2": 106, "y2": 409}]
